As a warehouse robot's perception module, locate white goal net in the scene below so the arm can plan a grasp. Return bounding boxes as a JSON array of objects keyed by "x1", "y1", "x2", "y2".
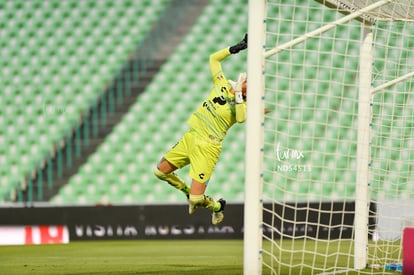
[{"x1": 245, "y1": 0, "x2": 414, "y2": 274}]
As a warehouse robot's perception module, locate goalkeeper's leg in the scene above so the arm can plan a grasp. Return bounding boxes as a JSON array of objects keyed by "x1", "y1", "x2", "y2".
[
  {"x1": 154, "y1": 167, "x2": 190, "y2": 197},
  {"x1": 188, "y1": 194, "x2": 226, "y2": 225},
  {"x1": 188, "y1": 179, "x2": 226, "y2": 225}
]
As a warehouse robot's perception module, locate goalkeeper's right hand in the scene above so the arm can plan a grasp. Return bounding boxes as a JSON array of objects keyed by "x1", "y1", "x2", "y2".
[
  {"x1": 229, "y1": 34, "x2": 248, "y2": 54},
  {"x1": 234, "y1": 72, "x2": 247, "y2": 104}
]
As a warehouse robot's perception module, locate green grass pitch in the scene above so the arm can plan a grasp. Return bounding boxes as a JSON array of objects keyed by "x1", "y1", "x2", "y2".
[
  {"x1": 0, "y1": 240, "x2": 243, "y2": 275},
  {"x1": 0, "y1": 239, "x2": 394, "y2": 274}
]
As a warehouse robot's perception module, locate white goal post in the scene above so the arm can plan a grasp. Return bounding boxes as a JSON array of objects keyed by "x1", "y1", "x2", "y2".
[{"x1": 244, "y1": 0, "x2": 414, "y2": 274}]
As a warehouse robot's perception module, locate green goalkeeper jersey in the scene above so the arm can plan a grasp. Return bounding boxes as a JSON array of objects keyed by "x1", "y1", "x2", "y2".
[{"x1": 187, "y1": 47, "x2": 246, "y2": 141}]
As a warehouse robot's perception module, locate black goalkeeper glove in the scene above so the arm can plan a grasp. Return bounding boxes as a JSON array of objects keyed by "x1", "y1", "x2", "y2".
[{"x1": 229, "y1": 33, "x2": 248, "y2": 54}]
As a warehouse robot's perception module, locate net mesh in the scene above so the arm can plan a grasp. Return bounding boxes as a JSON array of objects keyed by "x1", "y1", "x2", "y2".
[{"x1": 262, "y1": 0, "x2": 414, "y2": 274}]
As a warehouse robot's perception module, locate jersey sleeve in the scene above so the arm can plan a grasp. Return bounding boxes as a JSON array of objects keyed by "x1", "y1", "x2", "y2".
[
  {"x1": 235, "y1": 101, "x2": 246, "y2": 123},
  {"x1": 209, "y1": 47, "x2": 231, "y2": 86}
]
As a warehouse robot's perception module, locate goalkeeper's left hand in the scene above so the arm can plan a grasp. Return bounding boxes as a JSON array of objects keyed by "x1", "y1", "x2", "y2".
[{"x1": 229, "y1": 34, "x2": 248, "y2": 54}]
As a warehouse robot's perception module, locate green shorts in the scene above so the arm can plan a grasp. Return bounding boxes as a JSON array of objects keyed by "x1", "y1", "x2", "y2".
[{"x1": 164, "y1": 129, "x2": 222, "y2": 184}]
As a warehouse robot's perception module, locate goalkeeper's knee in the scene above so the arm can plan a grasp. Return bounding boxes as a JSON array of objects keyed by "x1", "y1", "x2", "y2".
[
  {"x1": 153, "y1": 167, "x2": 169, "y2": 181},
  {"x1": 153, "y1": 167, "x2": 189, "y2": 195},
  {"x1": 154, "y1": 167, "x2": 182, "y2": 184}
]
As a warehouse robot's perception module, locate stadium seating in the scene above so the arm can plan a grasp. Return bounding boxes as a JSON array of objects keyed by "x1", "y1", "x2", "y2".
[
  {"x1": 50, "y1": 0, "x2": 364, "y2": 204},
  {"x1": 51, "y1": 0, "x2": 365, "y2": 204},
  {"x1": 0, "y1": 0, "x2": 169, "y2": 200},
  {"x1": 5, "y1": 0, "x2": 411, "y2": 204},
  {"x1": 51, "y1": 0, "x2": 249, "y2": 204}
]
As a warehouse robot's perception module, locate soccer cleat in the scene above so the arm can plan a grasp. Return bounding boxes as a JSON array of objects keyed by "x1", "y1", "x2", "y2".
[{"x1": 212, "y1": 198, "x2": 226, "y2": 225}]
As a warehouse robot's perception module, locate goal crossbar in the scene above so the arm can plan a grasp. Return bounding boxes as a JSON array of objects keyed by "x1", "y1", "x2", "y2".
[{"x1": 316, "y1": 0, "x2": 414, "y2": 21}]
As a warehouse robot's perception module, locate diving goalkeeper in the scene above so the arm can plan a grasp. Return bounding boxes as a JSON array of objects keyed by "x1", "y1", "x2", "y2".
[{"x1": 154, "y1": 34, "x2": 248, "y2": 225}]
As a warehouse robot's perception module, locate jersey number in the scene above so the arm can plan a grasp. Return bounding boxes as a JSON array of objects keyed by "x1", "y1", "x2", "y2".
[
  {"x1": 212, "y1": 96, "x2": 226, "y2": 105},
  {"x1": 212, "y1": 86, "x2": 228, "y2": 105}
]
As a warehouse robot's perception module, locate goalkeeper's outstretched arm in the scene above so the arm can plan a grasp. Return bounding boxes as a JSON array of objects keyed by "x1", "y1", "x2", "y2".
[{"x1": 209, "y1": 34, "x2": 248, "y2": 85}]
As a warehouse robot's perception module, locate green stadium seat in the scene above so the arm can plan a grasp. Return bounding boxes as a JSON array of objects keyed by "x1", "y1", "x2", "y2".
[{"x1": 1, "y1": 0, "x2": 171, "y2": 200}]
